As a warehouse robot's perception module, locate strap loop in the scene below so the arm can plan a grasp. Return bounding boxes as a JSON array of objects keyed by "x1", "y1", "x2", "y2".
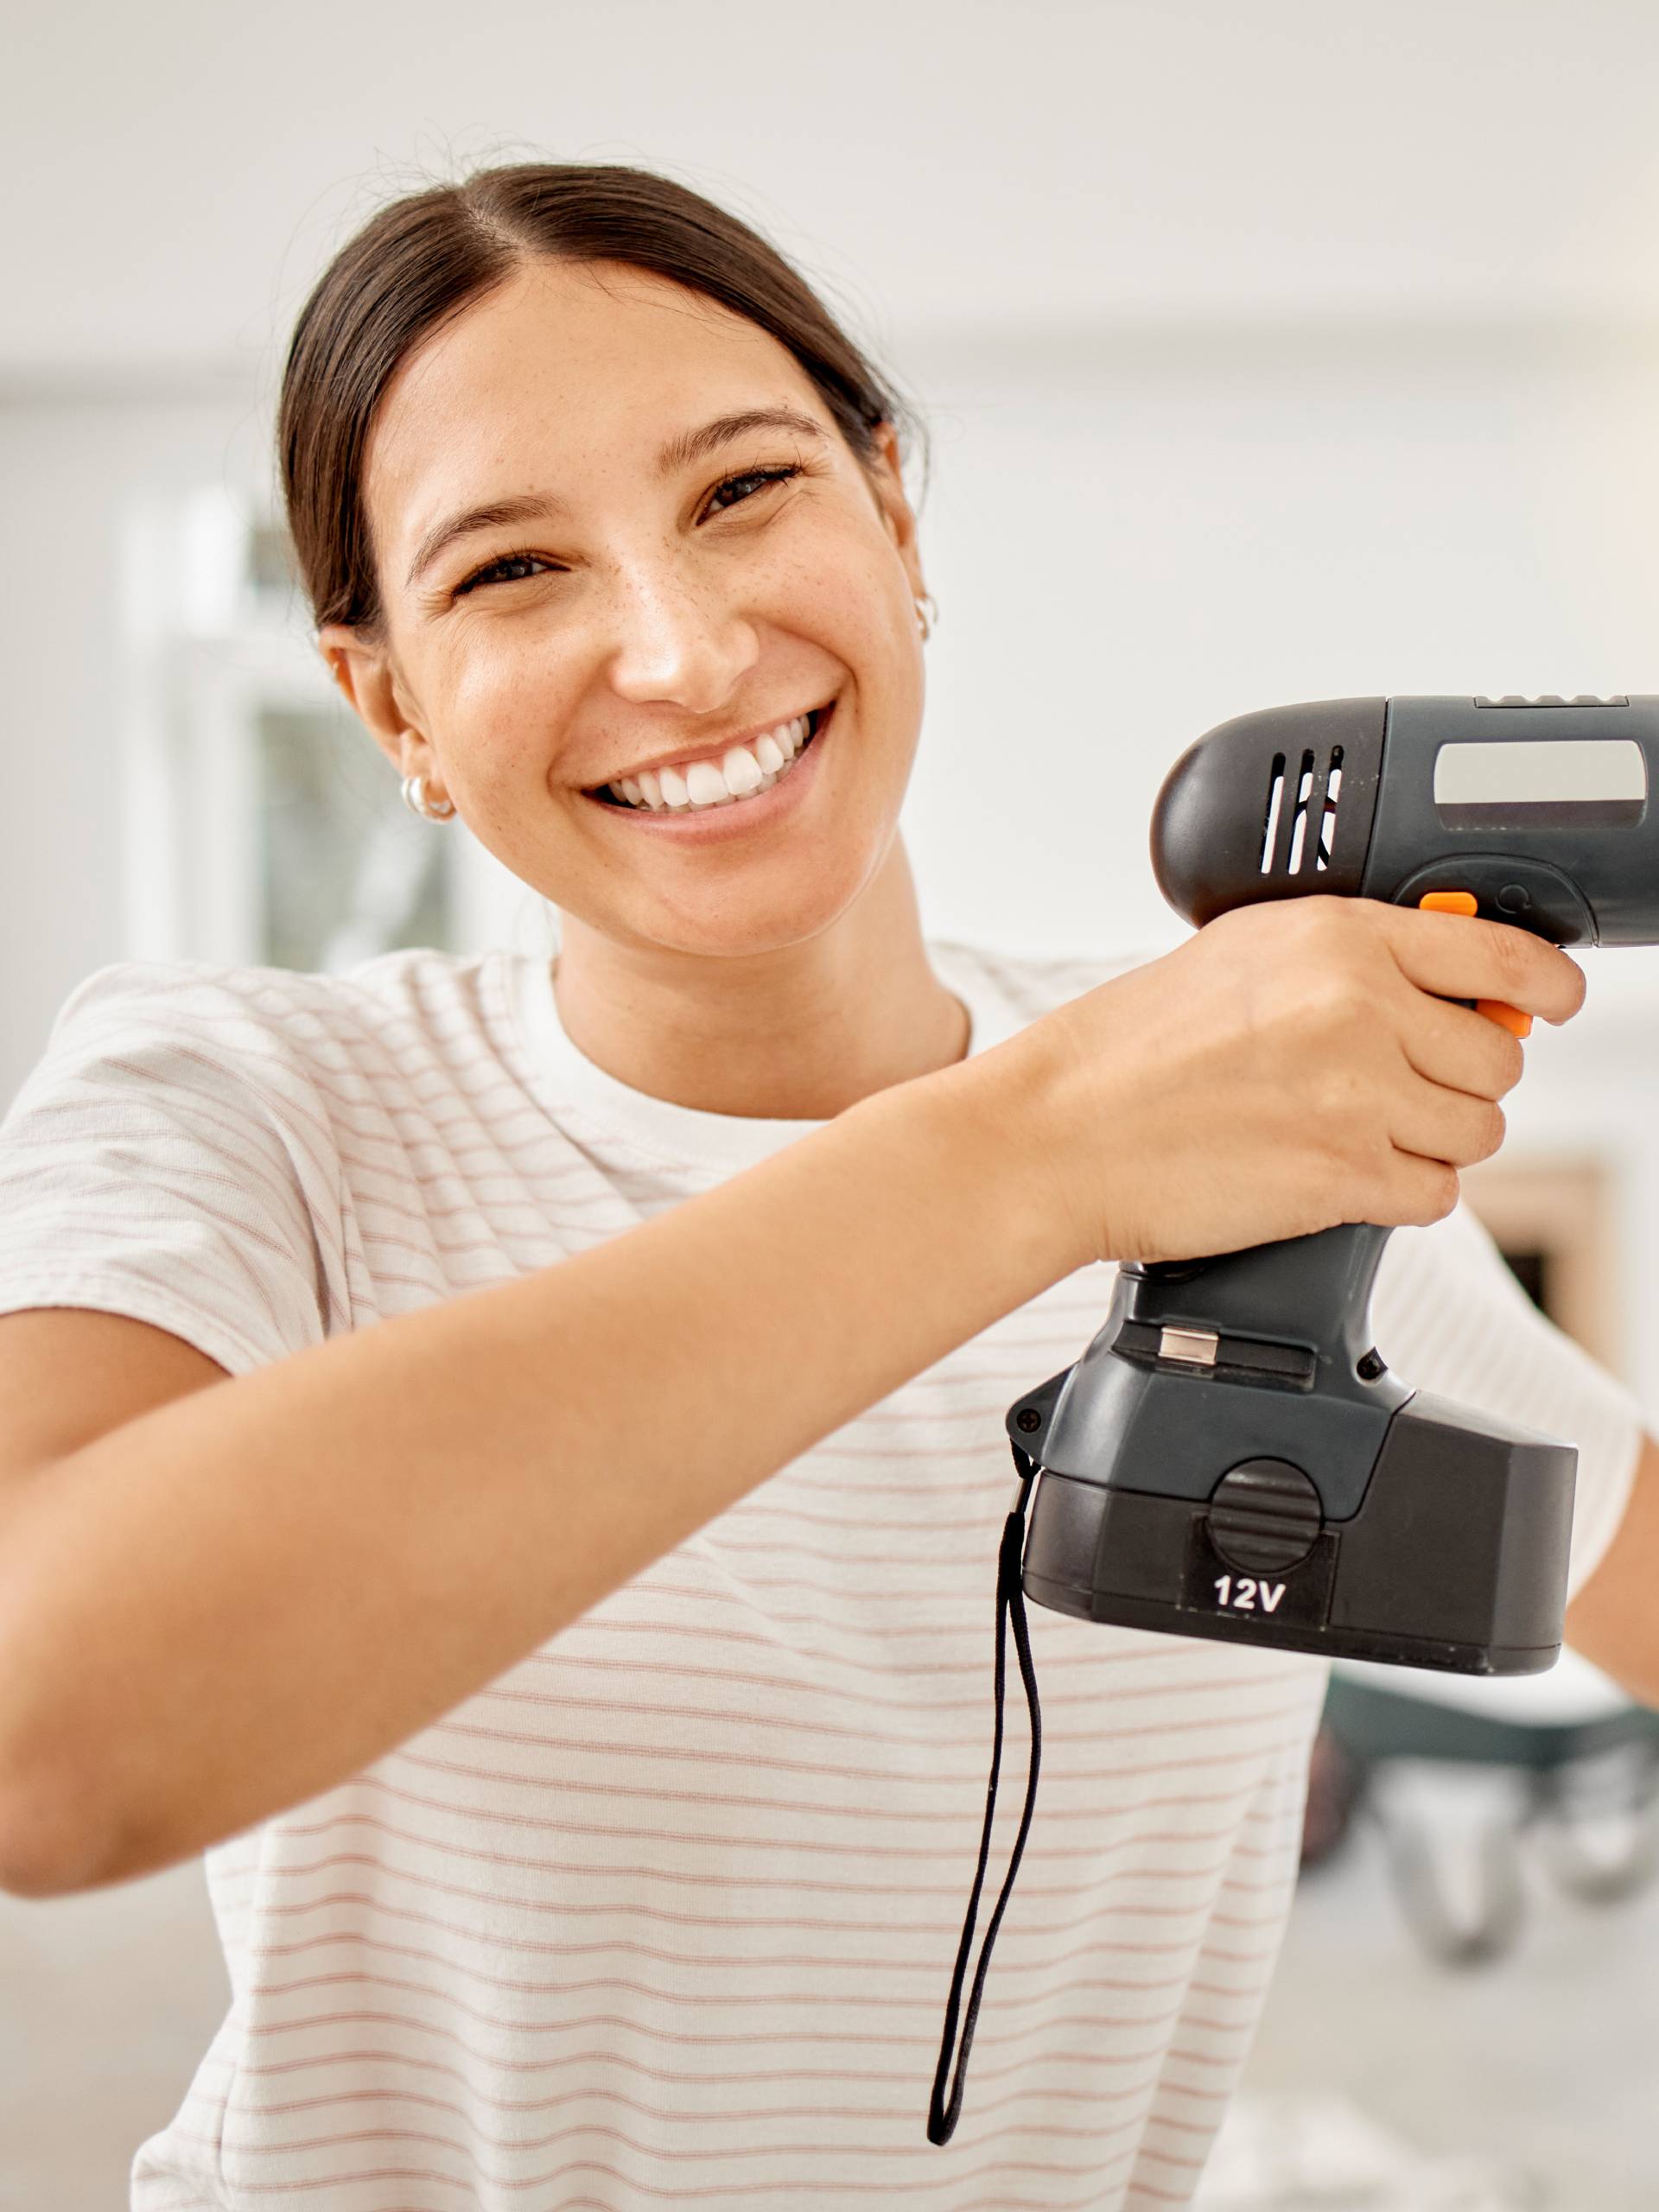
[{"x1": 926, "y1": 1454, "x2": 1045, "y2": 2144}]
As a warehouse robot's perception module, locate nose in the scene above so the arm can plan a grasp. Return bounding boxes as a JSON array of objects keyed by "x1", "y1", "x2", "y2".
[{"x1": 602, "y1": 561, "x2": 762, "y2": 715}]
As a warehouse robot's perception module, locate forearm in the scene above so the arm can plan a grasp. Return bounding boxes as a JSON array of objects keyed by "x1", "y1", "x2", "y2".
[
  {"x1": 1565, "y1": 1431, "x2": 1659, "y2": 1709},
  {"x1": 0, "y1": 1043, "x2": 1078, "y2": 1891}
]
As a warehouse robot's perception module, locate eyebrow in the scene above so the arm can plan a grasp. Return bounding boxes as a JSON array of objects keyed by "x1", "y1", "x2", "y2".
[{"x1": 404, "y1": 406, "x2": 830, "y2": 589}]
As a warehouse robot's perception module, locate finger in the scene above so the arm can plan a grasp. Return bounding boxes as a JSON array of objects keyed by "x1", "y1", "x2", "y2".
[
  {"x1": 1368, "y1": 1152, "x2": 1462, "y2": 1230},
  {"x1": 1377, "y1": 908, "x2": 1586, "y2": 1026},
  {"x1": 1387, "y1": 1071, "x2": 1506, "y2": 1170},
  {"x1": 1391, "y1": 989, "x2": 1528, "y2": 1102}
]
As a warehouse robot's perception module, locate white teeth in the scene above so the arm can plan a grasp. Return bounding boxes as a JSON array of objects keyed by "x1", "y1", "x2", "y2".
[
  {"x1": 721, "y1": 745, "x2": 765, "y2": 796},
  {"x1": 612, "y1": 709, "x2": 823, "y2": 812},
  {"x1": 684, "y1": 760, "x2": 728, "y2": 806}
]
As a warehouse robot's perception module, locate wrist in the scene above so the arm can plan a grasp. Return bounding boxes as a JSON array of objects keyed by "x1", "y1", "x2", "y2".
[{"x1": 912, "y1": 1026, "x2": 1097, "y2": 1288}]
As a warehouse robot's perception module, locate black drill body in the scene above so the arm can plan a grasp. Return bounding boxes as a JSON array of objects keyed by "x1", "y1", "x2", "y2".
[{"x1": 1009, "y1": 695, "x2": 1659, "y2": 1675}]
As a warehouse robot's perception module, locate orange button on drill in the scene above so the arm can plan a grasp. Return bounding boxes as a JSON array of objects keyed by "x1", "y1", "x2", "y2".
[{"x1": 1417, "y1": 892, "x2": 1532, "y2": 1037}]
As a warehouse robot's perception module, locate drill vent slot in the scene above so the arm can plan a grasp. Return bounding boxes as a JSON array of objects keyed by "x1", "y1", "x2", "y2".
[
  {"x1": 1259, "y1": 746, "x2": 1345, "y2": 877},
  {"x1": 1258, "y1": 753, "x2": 1287, "y2": 875}
]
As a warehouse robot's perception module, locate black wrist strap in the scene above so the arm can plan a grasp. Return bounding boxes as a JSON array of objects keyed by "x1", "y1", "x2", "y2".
[{"x1": 926, "y1": 1454, "x2": 1044, "y2": 2145}]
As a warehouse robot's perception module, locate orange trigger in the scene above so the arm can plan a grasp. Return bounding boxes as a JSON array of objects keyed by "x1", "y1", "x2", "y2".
[{"x1": 1416, "y1": 892, "x2": 1531, "y2": 1038}]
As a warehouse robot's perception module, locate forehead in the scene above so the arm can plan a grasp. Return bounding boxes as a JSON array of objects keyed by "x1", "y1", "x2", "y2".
[{"x1": 364, "y1": 259, "x2": 826, "y2": 554}]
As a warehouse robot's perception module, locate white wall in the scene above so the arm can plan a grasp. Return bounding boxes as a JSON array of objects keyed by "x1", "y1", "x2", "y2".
[
  {"x1": 9, "y1": 0, "x2": 1659, "y2": 365},
  {"x1": 0, "y1": 385, "x2": 266, "y2": 1077}
]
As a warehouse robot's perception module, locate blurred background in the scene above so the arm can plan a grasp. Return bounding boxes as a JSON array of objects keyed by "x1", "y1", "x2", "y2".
[{"x1": 4, "y1": 0, "x2": 1659, "y2": 2203}]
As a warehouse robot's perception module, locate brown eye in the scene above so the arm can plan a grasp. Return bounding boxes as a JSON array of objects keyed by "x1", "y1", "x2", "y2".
[
  {"x1": 705, "y1": 465, "x2": 802, "y2": 515},
  {"x1": 455, "y1": 551, "x2": 554, "y2": 596}
]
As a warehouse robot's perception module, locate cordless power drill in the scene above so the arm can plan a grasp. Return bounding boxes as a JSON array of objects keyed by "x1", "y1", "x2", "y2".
[
  {"x1": 929, "y1": 693, "x2": 1658, "y2": 2145},
  {"x1": 1010, "y1": 693, "x2": 1658, "y2": 1678}
]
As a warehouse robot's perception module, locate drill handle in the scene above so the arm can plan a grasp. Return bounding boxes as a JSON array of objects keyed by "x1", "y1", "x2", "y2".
[{"x1": 1128, "y1": 1220, "x2": 1394, "y2": 1391}]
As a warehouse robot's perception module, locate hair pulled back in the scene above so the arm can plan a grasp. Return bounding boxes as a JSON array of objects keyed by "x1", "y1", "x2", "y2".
[{"x1": 278, "y1": 162, "x2": 923, "y2": 632}]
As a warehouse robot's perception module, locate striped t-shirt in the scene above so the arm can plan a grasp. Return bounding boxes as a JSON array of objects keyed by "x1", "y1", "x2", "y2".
[{"x1": 0, "y1": 938, "x2": 1640, "y2": 2212}]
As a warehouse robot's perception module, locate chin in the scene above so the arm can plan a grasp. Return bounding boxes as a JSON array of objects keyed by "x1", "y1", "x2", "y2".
[{"x1": 636, "y1": 855, "x2": 883, "y2": 963}]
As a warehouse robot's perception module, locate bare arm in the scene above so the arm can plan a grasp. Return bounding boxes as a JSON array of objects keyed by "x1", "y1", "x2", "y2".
[
  {"x1": 1565, "y1": 1431, "x2": 1659, "y2": 1708},
  {"x1": 0, "y1": 896, "x2": 1588, "y2": 1896},
  {"x1": 0, "y1": 1044, "x2": 1076, "y2": 1896}
]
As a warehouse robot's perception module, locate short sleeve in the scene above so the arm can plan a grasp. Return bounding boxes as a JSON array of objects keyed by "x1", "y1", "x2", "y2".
[
  {"x1": 0, "y1": 961, "x2": 343, "y2": 1378},
  {"x1": 1373, "y1": 1199, "x2": 1644, "y2": 1606}
]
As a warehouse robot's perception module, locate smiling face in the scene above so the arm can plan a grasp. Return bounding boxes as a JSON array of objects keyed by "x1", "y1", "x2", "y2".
[{"x1": 322, "y1": 257, "x2": 930, "y2": 962}]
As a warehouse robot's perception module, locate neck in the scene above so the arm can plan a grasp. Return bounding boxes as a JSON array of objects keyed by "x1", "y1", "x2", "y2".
[{"x1": 550, "y1": 837, "x2": 971, "y2": 1120}]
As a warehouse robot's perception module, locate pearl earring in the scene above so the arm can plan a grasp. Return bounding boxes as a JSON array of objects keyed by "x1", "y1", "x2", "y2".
[{"x1": 400, "y1": 772, "x2": 456, "y2": 822}]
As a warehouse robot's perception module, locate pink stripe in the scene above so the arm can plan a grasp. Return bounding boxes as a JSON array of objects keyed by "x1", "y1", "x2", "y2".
[
  {"x1": 225, "y1": 2037, "x2": 1224, "y2": 2101},
  {"x1": 427, "y1": 1686, "x2": 1309, "y2": 1763},
  {"x1": 254, "y1": 1838, "x2": 1295, "y2": 1928},
  {"x1": 200, "y1": 2152, "x2": 1141, "y2": 2202},
  {"x1": 393, "y1": 1698, "x2": 1312, "y2": 1791},
  {"x1": 235, "y1": 1998, "x2": 1257, "y2": 2065},
  {"x1": 239, "y1": 1973, "x2": 1265, "y2": 2052},
  {"x1": 262, "y1": 1781, "x2": 1294, "y2": 1866},
  {"x1": 239, "y1": 1929, "x2": 1265, "y2": 2017},
  {"x1": 345, "y1": 1734, "x2": 1312, "y2": 1845},
  {"x1": 261, "y1": 1792, "x2": 1294, "y2": 1888},
  {"x1": 225, "y1": 2075, "x2": 1166, "y2": 2145},
  {"x1": 483, "y1": 1656, "x2": 1312, "y2": 1715},
  {"x1": 178, "y1": 2120, "x2": 1137, "y2": 2189}
]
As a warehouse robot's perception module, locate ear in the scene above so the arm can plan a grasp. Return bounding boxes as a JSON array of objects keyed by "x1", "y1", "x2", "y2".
[
  {"x1": 865, "y1": 421, "x2": 926, "y2": 601},
  {"x1": 316, "y1": 624, "x2": 436, "y2": 786}
]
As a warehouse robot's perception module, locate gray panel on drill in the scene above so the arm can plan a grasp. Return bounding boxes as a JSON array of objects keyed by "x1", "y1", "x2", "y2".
[{"x1": 1362, "y1": 694, "x2": 1659, "y2": 944}]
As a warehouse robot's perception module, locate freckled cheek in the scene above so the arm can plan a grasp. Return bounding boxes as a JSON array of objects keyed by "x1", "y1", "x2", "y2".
[
  {"x1": 782, "y1": 541, "x2": 913, "y2": 696},
  {"x1": 775, "y1": 508, "x2": 897, "y2": 642},
  {"x1": 437, "y1": 640, "x2": 583, "y2": 795}
]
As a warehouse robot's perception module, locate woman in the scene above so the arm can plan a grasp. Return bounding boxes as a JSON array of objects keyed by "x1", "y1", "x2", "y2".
[{"x1": 0, "y1": 163, "x2": 1638, "y2": 2209}]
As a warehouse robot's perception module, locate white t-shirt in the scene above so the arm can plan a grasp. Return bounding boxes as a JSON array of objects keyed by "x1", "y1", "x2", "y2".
[{"x1": 0, "y1": 938, "x2": 1641, "y2": 2212}]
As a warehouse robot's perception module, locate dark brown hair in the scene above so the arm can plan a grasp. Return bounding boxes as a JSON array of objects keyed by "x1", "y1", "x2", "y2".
[{"x1": 278, "y1": 162, "x2": 925, "y2": 632}]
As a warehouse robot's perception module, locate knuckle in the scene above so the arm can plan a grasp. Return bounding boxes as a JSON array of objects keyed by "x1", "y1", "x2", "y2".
[
  {"x1": 1494, "y1": 1034, "x2": 1527, "y2": 1096},
  {"x1": 1476, "y1": 1100, "x2": 1506, "y2": 1161},
  {"x1": 1297, "y1": 975, "x2": 1357, "y2": 1041},
  {"x1": 1281, "y1": 896, "x2": 1357, "y2": 964},
  {"x1": 1303, "y1": 1060, "x2": 1366, "y2": 1129},
  {"x1": 1423, "y1": 1164, "x2": 1461, "y2": 1223}
]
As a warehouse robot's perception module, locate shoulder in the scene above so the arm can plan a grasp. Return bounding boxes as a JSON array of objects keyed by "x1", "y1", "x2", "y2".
[
  {"x1": 9, "y1": 948, "x2": 504, "y2": 1162},
  {"x1": 32, "y1": 947, "x2": 496, "y2": 1081}
]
